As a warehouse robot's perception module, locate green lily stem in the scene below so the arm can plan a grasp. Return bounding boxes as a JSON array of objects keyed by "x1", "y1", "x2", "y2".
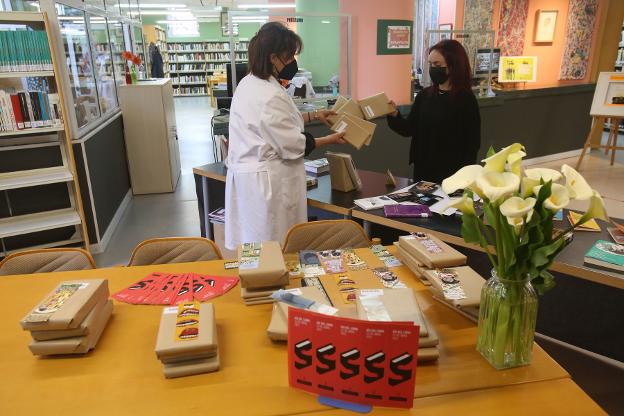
[{"x1": 476, "y1": 218, "x2": 498, "y2": 270}]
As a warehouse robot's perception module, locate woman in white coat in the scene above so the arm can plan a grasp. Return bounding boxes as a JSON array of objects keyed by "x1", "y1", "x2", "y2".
[{"x1": 225, "y1": 22, "x2": 345, "y2": 250}]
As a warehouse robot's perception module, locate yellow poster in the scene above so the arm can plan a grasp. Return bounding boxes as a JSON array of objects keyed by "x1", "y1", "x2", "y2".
[{"x1": 498, "y1": 56, "x2": 537, "y2": 83}]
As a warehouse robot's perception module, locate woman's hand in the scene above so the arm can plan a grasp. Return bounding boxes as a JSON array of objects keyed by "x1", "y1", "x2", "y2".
[
  {"x1": 388, "y1": 100, "x2": 399, "y2": 117},
  {"x1": 316, "y1": 131, "x2": 346, "y2": 147},
  {"x1": 317, "y1": 109, "x2": 337, "y2": 127}
]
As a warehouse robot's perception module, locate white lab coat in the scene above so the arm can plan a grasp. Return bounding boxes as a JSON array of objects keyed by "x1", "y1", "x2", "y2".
[{"x1": 224, "y1": 74, "x2": 308, "y2": 250}]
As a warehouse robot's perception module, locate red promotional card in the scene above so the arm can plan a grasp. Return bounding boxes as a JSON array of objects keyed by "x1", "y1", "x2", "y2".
[
  {"x1": 112, "y1": 272, "x2": 170, "y2": 304},
  {"x1": 173, "y1": 274, "x2": 195, "y2": 304},
  {"x1": 154, "y1": 273, "x2": 187, "y2": 305},
  {"x1": 192, "y1": 274, "x2": 240, "y2": 302},
  {"x1": 288, "y1": 308, "x2": 419, "y2": 409}
]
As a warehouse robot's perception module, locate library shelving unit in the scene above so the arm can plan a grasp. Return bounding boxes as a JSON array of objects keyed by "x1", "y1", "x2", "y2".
[
  {"x1": 166, "y1": 39, "x2": 249, "y2": 97},
  {"x1": 143, "y1": 24, "x2": 169, "y2": 78},
  {"x1": 0, "y1": 11, "x2": 89, "y2": 256}
]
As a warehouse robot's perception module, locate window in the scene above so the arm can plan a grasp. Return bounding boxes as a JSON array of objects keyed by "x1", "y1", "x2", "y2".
[{"x1": 88, "y1": 14, "x2": 117, "y2": 113}]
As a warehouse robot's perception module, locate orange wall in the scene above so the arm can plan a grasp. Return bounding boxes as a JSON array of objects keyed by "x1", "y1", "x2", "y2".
[
  {"x1": 438, "y1": 0, "x2": 457, "y2": 26},
  {"x1": 339, "y1": 0, "x2": 414, "y2": 104}
]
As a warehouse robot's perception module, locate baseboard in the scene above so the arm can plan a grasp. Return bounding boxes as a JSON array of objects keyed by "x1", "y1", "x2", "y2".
[
  {"x1": 89, "y1": 189, "x2": 132, "y2": 254},
  {"x1": 536, "y1": 332, "x2": 624, "y2": 370},
  {"x1": 523, "y1": 149, "x2": 582, "y2": 166}
]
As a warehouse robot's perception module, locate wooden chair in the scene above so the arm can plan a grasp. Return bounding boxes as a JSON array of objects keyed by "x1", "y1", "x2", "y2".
[
  {"x1": 0, "y1": 248, "x2": 96, "y2": 276},
  {"x1": 127, "y1": 237, "x2": 223, "y2": 266},
  {"x1": 282, "y1": 220, "x2": 371, "y2": 254}
]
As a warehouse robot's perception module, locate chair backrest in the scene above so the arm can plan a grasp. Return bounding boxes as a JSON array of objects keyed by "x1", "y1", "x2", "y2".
[
  {"x1": 127, "y1": 237, "x2": 223, "y2": 266},
  {"x1": 282, "y1": 220, "x2": 371, "y2": 253},
  {"x1": 0, "y1": 248, "x2": 96, "y2": 276}
]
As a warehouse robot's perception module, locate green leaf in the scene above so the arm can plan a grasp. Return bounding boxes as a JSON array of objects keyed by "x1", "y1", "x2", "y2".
[
  {"x1": 532, "y1": 270, "x2": 556, "y2": 295},
  {"x1": 460, "y1": 214, "x2": 482, "y2": 244},
  {"x1": 486, "y1": 146, "x2": 496, "y2": 158},
  {"x1": 531, "y1": 238, "x2": 564, "y2": 269},
  {"x1": 536, "y1": 180, "x2": 552, "y2": 206}
]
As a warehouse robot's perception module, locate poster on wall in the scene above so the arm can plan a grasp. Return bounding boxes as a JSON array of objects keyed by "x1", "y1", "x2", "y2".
[
  {"x1": 474, "y1": 48, "x2": 500, "y2": 76},
  {"x1": 534, "y1": 10, "x2": 558, "y2": 43},
  {"x1": 377, "y1": 20, "x2": 413, "y2": 55},
  {"x1": 498, "y1": 56, "x2": 537, "y2": 82},
  {"x1": 590, "y1": 72, "x2": 624, "y2": 117}
]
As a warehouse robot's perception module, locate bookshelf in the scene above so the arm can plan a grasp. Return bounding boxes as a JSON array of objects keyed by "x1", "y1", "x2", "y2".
[
  {"x1": 0, "y1": 11, "x2": 89, "y2": 256},
  {"x1": 143, "y1": 24, "x2": 169, "y2": 78},
  {"x1": 166, "y1": 39, "x2": 249, "y2": 97}
]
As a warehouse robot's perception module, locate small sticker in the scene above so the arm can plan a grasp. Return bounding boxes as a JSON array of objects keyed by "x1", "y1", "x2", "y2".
[
  {"x1": 163, "y1": 306, "x2": 178, "y2": 314},
  {"x1": 364, "y1": 105, "x2": 374, "y2": 118},
  {"x1": 224, "y1": 261, "x2": 239, "y2": 269},
  {"x1": 336, "y1": 121, "x2": 347, "y2": 133},
  {"x1": 175, "y1": 301, "x2": 201, "y2": 341}
]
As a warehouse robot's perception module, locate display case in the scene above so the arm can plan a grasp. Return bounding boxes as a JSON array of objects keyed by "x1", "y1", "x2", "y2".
[
  {"x1": 107, "y1": 18, "x2": 126, "y2": 87},
  {"x1": 88, "y1": 14, "x2": 117, "y2": 113},
  {"x1": 104, "y1": 0, "x2": 121, "y2": 17},
  {"x1": 132, "y1": 23, "x2": 145, "y2": 72}
]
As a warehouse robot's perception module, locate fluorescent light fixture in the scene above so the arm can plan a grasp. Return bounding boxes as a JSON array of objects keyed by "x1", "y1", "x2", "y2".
[
  {"x1": 238, "y1": 3, "x2": 295, "y2": 9},
  {"x1": 321, "y1": 20, "x2": 331, "y2": 24},
  {"x1": 233, "y1": 19, "x2": 267, "y2": 23},
  {"x1": 123, "y1": 3, "x2": 187, "y2": 7},
  {"x1": 138, "y1": 10, "x2": 192, "y2": 15},
  {"x1": 232, "y1": 15, "x2": 268, "y2": 20},
  {"x1": 156, "y1": 19, "x2": 197, "y2": 23}
]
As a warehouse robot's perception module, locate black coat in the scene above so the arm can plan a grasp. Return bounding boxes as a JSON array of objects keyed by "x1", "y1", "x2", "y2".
[
  {"x1": 387, "y1": 87, "x2": 481, "y2": 183},
  {"x1": 150, "y1": 47, "x2": 164, "y2": 78}
]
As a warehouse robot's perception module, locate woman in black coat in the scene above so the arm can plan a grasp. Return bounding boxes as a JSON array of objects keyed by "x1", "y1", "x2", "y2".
[
  {"x1": 388, "y1": 39, "x2": 481, "y2": 184},
  {"x1": 149, "y1": 42, "x2": 164, "y2": 78}
]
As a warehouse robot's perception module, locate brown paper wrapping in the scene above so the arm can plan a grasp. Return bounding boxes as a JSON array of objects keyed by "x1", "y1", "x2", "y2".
[
  {"x1": 398, "y1": 234, "x2": 466, "y2": 269},
  {"x1": 237, "y1": 241, "x2": 288, "y2": 289},
  {"x1": 163, "y1": 352, "x2": 220, "y2": 378},
  {"x1": 355, "y1": 288, "x2": 428, "y2": 337},
  {"x1": 267, "y1": 286, "x2": 330, "y2": 341},
  {"x1": 358, "y1": 92, "x2": 395, "y2": 120},
  {"x1": 423, "y1": 266, "x2": 485, "y2": 307},
  {"x1": 155, "y1": 303, "x2": 217, "y2": 360}
]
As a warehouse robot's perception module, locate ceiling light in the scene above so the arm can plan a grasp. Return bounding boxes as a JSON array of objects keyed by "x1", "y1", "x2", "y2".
[
  {"x1": 321, "y1": 20, "x2": 331, "y2": 24},
  {"x1": 232, "y1": 15, "x2": 268, "y2": 20},
  {"x1": 125, "y1": 3, "x2": 188, "y2": 8},
  {"x1": 156, "y1": 19, "x2": 197, "y2": 24},
  {"x1": 238, "y1": 3, "x2": 295, "y2": 9},
  {"x1": 138, "y1": 10, "x2": 191, "y2": 15}
]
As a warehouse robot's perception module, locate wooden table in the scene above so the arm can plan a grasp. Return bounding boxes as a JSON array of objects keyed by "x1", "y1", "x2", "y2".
[{"x1": 0, "y1": 247, "x2": 597, "y2": 415}]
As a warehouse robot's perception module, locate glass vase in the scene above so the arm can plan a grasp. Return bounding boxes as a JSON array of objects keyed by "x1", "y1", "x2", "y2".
[
  {"x1": 476, "y1": 270, "x2": 538, "y2": 370},
  {"x1": 130, "y1": 65, "x2": 138, "y2": 84}
]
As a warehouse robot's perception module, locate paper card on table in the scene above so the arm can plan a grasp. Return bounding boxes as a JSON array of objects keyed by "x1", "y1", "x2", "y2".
[
  {"x1": 155, "y1": 274, "x2": 187, "y2": 305},
  {"x1": 193, "y1": 274, "x2": 240, "y2": 302},
  {"x1": 173, "y1": 274, "x2": 194, "y2": 304},
  {"x1": 143, "y1": 274, "x2": 178, "y2": 305},
  {"x1": 568, "y1": 211, "x2": 601, "y2": 231},
  {"x1": 288, "y1": 308, "x2": 419, "y2": 409},
  {"x1": 343, "y1": 249, "x2": 367, "y2": 271},
  {"x1": 112, "y1": 272, "x2": 169, "y2": 304}
]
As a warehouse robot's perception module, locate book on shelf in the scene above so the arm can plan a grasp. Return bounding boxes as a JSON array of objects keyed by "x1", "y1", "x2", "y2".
[
  {"x1": 0, "y1": 30, "x2": 52, "y2": 73},
  {"x1": 584, "y1": 240, "x2": 624, "y2": 272},
  {"x1": 304, "y1": 158, "x2": 330, "y2": 176},
  {"x1": 0, "y1": 89, "x2": 62, "y2": 132}
]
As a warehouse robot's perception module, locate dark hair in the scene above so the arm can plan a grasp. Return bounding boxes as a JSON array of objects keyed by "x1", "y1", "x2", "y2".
[
  {"x1": 248, "y1": 22, "x2": 303, "y2": 80},
  {"x1": 428, "y1": 39, "x2": 472, "y2": 96}
]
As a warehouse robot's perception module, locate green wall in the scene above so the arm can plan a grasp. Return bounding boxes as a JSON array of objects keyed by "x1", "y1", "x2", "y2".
[
  {"x1": 141, "y1": 16, "x2": 260, "y2": 41},
  {"x1": 295, "y1": 0, "x2": 339, "y2": 87}
]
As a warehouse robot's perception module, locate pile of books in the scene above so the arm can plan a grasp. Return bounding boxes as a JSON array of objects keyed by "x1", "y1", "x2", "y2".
[
  {"x1": 395, "y1": 233, "x2": 485, "y2": 321},
  {"x1": 304, "y1": 158, "x2": 329, "y2": 176},
  {"x1": 20, "y1": 279, "x2": 113, "y2": 356},
  {"x1": 0, "y1": 90, "x2": 62, "y2": 132},
  {"x1": 155, "y1": 302, "x2": 220, "y2": 378},
  {"x1": 584, "y1": 240, "x2": 624, "y2": 272},
  {"x1": 0, "y1": 30, "x2": 53, "y2": 72},
  {"x1": 238, "y1": 241, "x2": 288, "y2": 306}
]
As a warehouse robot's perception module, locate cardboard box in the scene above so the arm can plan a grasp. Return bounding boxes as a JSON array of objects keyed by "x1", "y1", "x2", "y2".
[
  {"x1": 423, "y1": 266, "x2": 485, "y2": 307},
  {"x1": 267, "y1": 286, "x2": 330, "y2": 341},
  {"x1": 398, "y1": 234, "x2": 467, "y2": 269},
  {"x1": 28, "y1": 300, "x2": 113, "y2": 356},
  {"x1": 331, "y1": 114, "x2": 370, "y2": 150},
  {"x1": 163, "y1": 352, "x2": 220, "y2": 378},
  {"x1": 21, "y1": 279, "x2": 109, "y2": 331},
  {"x1": 358, "y1": 92, "x2": 395, "y2": 120},
  {"x1": 355, "y1": 289, "x2": 428, "y2": 337},
  {"x1": 30, "y1": 294, "x2": 109, "y2": 341},
  {"x1": 237, "y1": 241, "x2": 288, "y2": 289},
  {"x1": 155, "y1": 303, "x2": 217, "y2": 360}
]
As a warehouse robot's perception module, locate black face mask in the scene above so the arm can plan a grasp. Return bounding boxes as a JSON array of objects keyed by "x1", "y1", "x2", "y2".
[
  {"x1": 277, "y1": 58, "x2": 298, "y2": 81},
  {"x1": 429, "y1": 66, "x2": 449, "y2": 85}
]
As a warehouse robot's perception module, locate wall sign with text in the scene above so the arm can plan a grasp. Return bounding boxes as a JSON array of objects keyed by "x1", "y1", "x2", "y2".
[
  {"x1": 498, "y1": 56, "x2": 538, "y2": 83},
  {"x1": 377, "y1": 20, "x2": 413, "y2": 55},
  {"x1": 288, "y1": 308, "x2": 420, "y2": 409}
]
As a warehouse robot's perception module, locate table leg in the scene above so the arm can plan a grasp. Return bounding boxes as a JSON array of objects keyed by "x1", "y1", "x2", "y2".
[
  {"x1": 202, "y1": 177, "x2": 213, "y2": 240},
  {"x1": 363, "y1": 220, "x2": 371, "y2": 238}
]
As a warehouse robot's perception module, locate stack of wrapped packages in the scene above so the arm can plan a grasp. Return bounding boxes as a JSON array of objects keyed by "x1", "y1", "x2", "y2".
[
  {"x1": 355, "y1": 288, "x2": 439, "y2": 362},
  {"x1": 238, "y1": 241, "x2": 288, "y2": 306},
  {"x1": 20, "y1": 279, "x2": 113, "y2": 356},
  {"x1": 395, "y1": 233, "x2": 485, "y2": 321},
  {"x1": 155, "y1": 302, "x2": 219, "y2": 378}
]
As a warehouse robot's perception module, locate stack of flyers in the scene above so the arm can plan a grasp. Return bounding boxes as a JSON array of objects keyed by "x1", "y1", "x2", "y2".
[
  {"x1": 568, "y1": 211, "x2": 601, "y2": 232},
  {"x1": 299, "y1": 250, "x2": 326, "y2": 277},
  {"x1": 317, "y1": 249, "x2": 346, "y2": 274},
  {"x1": 240, "y1": 242, "x2": 262, "y2": 270},
  {"x1": 112, "y1": 272, "x2": 239, "y2": 305},
  {"x1": 284, "y1": 253, "x2": 303, "y2": 277},
  {"x1": 335, "y1": 274, "x2": 358, "y2": 304},
  {"x1": 430, "y1": 269, "x2": 467, "y2": 301},
  {"x1": 370, "y1": 244, "x2": 402, "y2": 267},
  {"x1": 372, "y1": 267, "x2": 407, "y2": 289},
  {"x1": 342, "y1": 249, "x2": 368, "y2": 271}
]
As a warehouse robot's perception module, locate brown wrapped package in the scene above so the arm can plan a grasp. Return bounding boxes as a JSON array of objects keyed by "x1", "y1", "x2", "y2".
[
  {"x1": 398, "y1": 234, "x2": 466, "y2": 269},
  {"x1": 355, "y1": 289, "x2": 428, "y2": 337},
  {"x1": 240, "y1": 286, "x2": 281, "y2": 300},
  {"x1": 155, "y1": 303, "x2": 217, "y2": 360},
  {"x1": 267, "y1": 286, "x2": 330, "y2": 341},
  {"x1": 163, "y1": 352, "x2": 220, "y2": 378},
  {"x1": 394, "y1": 242, "x2": 431, "y2": 286},
  {"x1": 237, "y1": 241, "x2": 288, "y2": 289},
  {"x1": 423, "y1": 266, "x2": 485, "y2": 308},
  {"x1": 28, "y1": 300, "x2": 113, "y2": 356},
  {"x1": 418, "y1": 347, "x2": 439, "y2": 362},
  {"x1": 30, "y1": 293, "x2": 109, "y2": 341},
  {"x1": 358, "y1": 92, "x2": 395, "y2": 120},
  {"x1": 20, "y1": 279, "x2": 109, "y2": 331},
  {"x1": 244, "y1": 298, "x2": 275, "y2": 306},
  {"x1": 330, "y1": 114, "x2": 371, "y2": 150},
  {"x1": 161, "y1": 351, "x2": 217, "y2": 364}
]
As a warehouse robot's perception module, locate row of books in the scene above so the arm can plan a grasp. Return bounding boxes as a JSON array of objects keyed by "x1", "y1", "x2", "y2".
[
  {"x1": 174, "y1": 86, "x2": 207, "y2": 95},
  {"x1": 168, "y1": 42, "x2": 248, "y2": 52},
  {"x1": 177, "y1": 75, "x2": 206, "y2": 83},
  {"x1": 0, "y1": 90, "x2": 62, "y2": 132},
  {"x1": 0, "y1": 30, "x2": 52, "y2": 72},
  {"x1": 170, "y1": 64, "x2": 204, "y2": 72}
]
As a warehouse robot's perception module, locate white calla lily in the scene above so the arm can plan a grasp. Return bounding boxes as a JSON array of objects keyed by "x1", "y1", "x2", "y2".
[
  {"x1": 475, "y1": 171, "x2": 520, "y2": 202},
  {"x1": 500, "y1": 196, "x2": 536, "y2": 218},
  {"x1": 580, "y1": 190, "x2": 609, "y2": 223},
  {"x1": 507, "y1": 210, "x2": 534, "y2": 234},
  {"x1": 445, "y1": 193, "x2": 476, "y2": 215},
  {"x1": 482, "y1": 143, "x2": 524, "y2": 173},
  {"x1": 507, "y1": 150, "x2": 526, "y2": 176},
  {"x1": 561, "y1": 164, "x2": 593, "y2": 200},
  {"x1": 441, "y1": 165, "x2": 484, "y2": 195},
  {"x1": 521, "y1": 177, "x2": 539, "y2": 198},
  {"x1": 524, "y1": 167, "x2": 562, "y2": 183},
  {"x1": 534, "y1": 183, "x2": 570, "y2": 211}
]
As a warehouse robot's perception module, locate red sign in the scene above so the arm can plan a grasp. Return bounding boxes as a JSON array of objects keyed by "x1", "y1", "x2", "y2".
[{"x1": 288, "y1": 308, "x2": 419, "y2": 409}]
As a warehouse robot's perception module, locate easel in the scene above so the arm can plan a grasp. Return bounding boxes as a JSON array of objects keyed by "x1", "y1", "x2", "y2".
[{"x1": 575, "y1": 115, "x2": 624, "y2": 170}]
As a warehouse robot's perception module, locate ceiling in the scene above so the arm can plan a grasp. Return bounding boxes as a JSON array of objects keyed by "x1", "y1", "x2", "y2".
[{"x1": 138, "y1": 0, "x2": 293, "y2": 20}]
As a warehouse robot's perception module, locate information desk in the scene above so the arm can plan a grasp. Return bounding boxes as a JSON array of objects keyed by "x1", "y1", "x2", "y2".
[{"x1": 0, "y1": 248, "x2": 594, "y2": 415}]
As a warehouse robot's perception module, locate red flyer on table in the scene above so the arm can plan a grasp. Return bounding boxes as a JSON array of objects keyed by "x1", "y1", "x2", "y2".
[
  {"x1": 288, "y1": 308, "x2": 419, "y2": 409},
  {"x1": 192, "y1": 274, "x2": 239, "y2": 302},
  {"x1": 173, "y1": 274, "x2": 194, "y2": 304},
  {"x1": 112, "y1": 272, "x2": 170, "y2": 304},
  {"x1": 154, "y1": 273, "x2": 187, "y2": 305}
]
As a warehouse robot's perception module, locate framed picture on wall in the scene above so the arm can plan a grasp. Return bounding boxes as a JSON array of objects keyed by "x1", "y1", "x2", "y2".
[
  {"x1": 439, "y1": 23, "x2": 453, "y2": 40},
  {"x1": 590, "y1": 72, "x2": 624, "y2": 117},
  {"x1": 377, "y1": 20, "x2": 413, "y2": 55},
  {"x1": 534, "y1": 10, "x2": 558, "y2": 43}
]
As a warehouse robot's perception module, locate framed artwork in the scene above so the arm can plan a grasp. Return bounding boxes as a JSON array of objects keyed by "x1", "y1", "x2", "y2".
[
  {"x1": 439, "y1": 23, "x2": 453, "y2": 40},
  {"x1": 590, "y1": 72, "x2": 624, "y2": 117},
  {"x1": 498, "y1": 56, "x2": 537, "y2": 83},
  {"x1": 474, "y1": 48, "x2": 500, "y2": 76},
  {"x1": 534, "y1": 10, "x2": 557, "y2": 43},
  {"x1": 377, "y1": 20, "x2": 413, "y2": 55}
]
